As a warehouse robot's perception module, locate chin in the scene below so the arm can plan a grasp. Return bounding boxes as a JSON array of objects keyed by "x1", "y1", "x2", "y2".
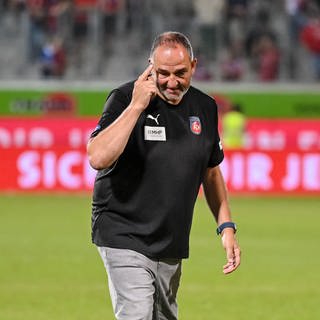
[
  {"x1": 165, "y1": 96, "x2": 181, "y2": 105},
  {"x1": 163, "y1": 91, "x2": 184, "y2": 104}
]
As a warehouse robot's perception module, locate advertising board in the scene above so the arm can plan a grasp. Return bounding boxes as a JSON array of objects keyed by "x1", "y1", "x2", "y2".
[{"x1": 0, "y1": 118, "x2": 319, "y2": 194}]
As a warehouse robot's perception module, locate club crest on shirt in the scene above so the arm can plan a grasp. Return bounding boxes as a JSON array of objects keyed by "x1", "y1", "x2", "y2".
[{"x1": 189, "y1": 116, "x2": 201, "y2": 135}]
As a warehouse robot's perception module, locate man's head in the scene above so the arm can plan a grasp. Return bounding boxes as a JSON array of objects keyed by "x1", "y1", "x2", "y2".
[{"x1": 149, "y1": 31, "x2": 197, "y2": 105}]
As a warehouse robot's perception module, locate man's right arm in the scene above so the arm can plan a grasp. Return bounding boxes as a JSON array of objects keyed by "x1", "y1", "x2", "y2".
[{"x1": 87, "y1": 64, "x2": 158, "y2": 170}]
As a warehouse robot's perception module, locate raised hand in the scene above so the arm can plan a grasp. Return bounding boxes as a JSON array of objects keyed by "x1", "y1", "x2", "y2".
[{"x1": 131, "y1": 64, "x2": 159, "y2": 111}]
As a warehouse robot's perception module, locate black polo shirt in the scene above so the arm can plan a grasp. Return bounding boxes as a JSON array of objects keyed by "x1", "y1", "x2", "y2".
[{"x1": 90, "y1": 81, "x2": 224, "y2": 259}]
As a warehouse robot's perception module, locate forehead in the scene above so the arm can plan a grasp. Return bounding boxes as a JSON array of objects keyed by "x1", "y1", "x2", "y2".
[{"x1": 153, "y1": 44, "x2": 191, "y2": 69}]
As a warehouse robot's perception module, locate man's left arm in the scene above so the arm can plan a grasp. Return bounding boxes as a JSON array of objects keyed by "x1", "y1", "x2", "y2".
[{"x1": 202, "y1": 166, "x2": 241, "y2": 274}]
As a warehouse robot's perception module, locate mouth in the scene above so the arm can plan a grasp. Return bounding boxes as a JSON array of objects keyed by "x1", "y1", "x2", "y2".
[
  {"x1": 158, "y1": 83, "x2": 188, "y2": 104},
  {"x1": 165, "y1": 88, "x2": 180, "y2": 96}
]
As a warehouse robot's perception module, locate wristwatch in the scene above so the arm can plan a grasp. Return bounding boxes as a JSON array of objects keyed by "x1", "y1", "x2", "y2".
[{"x1": 216, "y1": 222, "x2": 237, "y2": 235}]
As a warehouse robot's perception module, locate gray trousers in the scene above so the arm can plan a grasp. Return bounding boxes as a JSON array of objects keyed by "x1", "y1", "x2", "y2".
[{"x1": 97, "y1": 246, "x2": 182, "y2": 320}]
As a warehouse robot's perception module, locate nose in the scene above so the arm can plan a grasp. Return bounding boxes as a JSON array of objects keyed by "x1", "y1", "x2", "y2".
[{"x1": 167, "y1": 75, "x2": 178, "y2": 88}]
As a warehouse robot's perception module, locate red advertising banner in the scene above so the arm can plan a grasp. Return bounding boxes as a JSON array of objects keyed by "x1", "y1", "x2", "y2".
[
  {"x1": 222, "y1": 150, "x2": 320, "y2": 194},
  {"x1": 0, "y1": 117, "x2": 97, "y2": 149},
  {"x1": 245, "y1": 119, "x2": 320, "y2": 150},
  {"x1": 1, "y1": 148, "x2": 319, "y2": 194},
  {"x1": 1, "y1": 148, "x2": 96, "y2": 192},
  {"x1": 0, "y1": 117, "x2": 319, "y2": 193},
  {"x1": 1, "y1": 117, "x2": 319, "y2": 150}
]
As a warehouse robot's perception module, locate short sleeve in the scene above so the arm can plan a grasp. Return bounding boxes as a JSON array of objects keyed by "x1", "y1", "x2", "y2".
[
  {"x1": 207, "y1": 101, "x2": 224, "y2": 167},
  {"x1": 90, "y1": 88, "x2": 130, "y2": 138}
]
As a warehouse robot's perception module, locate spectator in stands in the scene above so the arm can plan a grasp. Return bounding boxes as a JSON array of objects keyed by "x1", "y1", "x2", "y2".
[
  {"x1": 26, "y1": 0, "x2": 47, "y2": 61},
  {"x1": 72, "y1": 3, "x2": 88, "y2": 41},
  {"x1": 255, "y1": 35, "x2": 280, "y2": 81},
  {"x1": 40, "y1": 36, "x2": 66, "y2": 78},
  {"x1": 71, "y1": 1, "x2": 89, "y2": 69},
  {"x1": 46, "y1": 0, "x2": 60, "y2": 35},
  {"x1": 220, "y1": 41, "x2": 245, "y2": 81},
  {"x1": 245, "y1": 6, "x2": 279, "y2": 80},
  {"x1": 98, "y1": 0, "x2": 123, "y2": 56},
  {"x1": 300, "y1": 9, "x2": 320, "y2": 80},
  {"x1": 55, "y1": 0, "x2": 73, "y2": 46},
  {"x1": 286, "y1": 0, "x2": 309, "y2": 43},
  {"x1": 1, "y1": 0, "x2": 320, "y2": 82},
  {"x1": 223, "y1": 0, "x2": 248, "y2": 47},
  {"x1": 192, "y1": 51, "x2": 214, "y2": 81},
  {"x1": 285, "y1": 0, "x2": 309, "y2": 79}
]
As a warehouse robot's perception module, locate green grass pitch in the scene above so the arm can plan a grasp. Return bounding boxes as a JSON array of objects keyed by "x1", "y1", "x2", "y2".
[{"x1": 0, "y1": 194, "x2": 319, "y2": 320}]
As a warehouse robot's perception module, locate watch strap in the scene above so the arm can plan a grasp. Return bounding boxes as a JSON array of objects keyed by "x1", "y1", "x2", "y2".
[{"x1": 216, "y1": 222, "x2": 237, "y2": 235}]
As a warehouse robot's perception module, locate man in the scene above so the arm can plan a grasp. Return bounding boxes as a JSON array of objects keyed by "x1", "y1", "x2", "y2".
[
  {"x1": 222, "y1": 103, "x2": 247, "y2": 149},
  {"x1": 87, "y1": 31, "x2": 241, "y2": 320}
]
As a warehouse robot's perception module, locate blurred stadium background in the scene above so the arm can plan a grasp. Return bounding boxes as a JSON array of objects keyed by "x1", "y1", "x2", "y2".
[
  {"x1": 1, "y1": 0, "x2": 320, "y2": 319},
  {"x1": 0, "y1": 0, "x2": 320, "y2": 81}
]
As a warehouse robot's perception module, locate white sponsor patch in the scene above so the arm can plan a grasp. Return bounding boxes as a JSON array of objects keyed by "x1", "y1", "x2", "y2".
[{"x1": 144, "y1": 126, "x2": 166, "y2": 141}]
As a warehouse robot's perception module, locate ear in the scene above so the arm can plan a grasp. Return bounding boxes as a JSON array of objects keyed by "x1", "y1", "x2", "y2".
[{"x1": 191, "y1": 58, "x2": 197, "y2": 75}]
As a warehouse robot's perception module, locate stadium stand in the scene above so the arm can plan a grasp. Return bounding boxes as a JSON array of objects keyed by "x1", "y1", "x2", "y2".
[{"x1": 0, "y1": 0, "x2": 319, "y2": 82}]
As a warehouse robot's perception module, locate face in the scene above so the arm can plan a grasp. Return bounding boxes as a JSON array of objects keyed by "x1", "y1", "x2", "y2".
[{"x1": 150, "y1": 44, "x2": 197, "y2": 105}]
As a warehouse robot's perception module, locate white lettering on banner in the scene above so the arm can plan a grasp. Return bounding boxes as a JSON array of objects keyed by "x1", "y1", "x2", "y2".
[
  {"x1": 83, "y1": 158, "x2": 96, "y2": 188},
  {"x1": 298, "y1": 131, "x2": 320, "y2": 150},
  {"x1": 11, "y1": 149, "x2": 319, "y2": 192},
  {"x1": 17, "y1": 150, "x2": 96, "y2": 189},
  {"x1": 304, "y1": 154, "x2": 320, "y2": 190},
  {"x1": 68, "y1": 128, "x2": 94, "y2": 148},
  {"x1": 0, "y1": 128, "x2": 10, "y2": 148},
  {"x1": 58, "y1": 152, "x2": 82, "y2": 188},
  {"x1": 0, "y1": 127, "x2": 53, "y2": 148},
  {"x1": 2, "y1": 119, "x2": 320, "y2": 151},
  {"x1": 282, "y1": 153, "x2": 299, "y2": 190},
  {"x1": 282, "y1": 153, "x2": 320, "y2": 190},
  {"x1": 43, "y1": 152, "x2": 56, "y2": 188},
  {"x1": 17, "y1": 151, "x2": 41, "y2": 188},
  {"x1": 247, "y1": 153, "x2": 273, "y2": 189},
  {"x1": 255, "y1": 131, "x2": 286, "y2": 150},
  {"x1": 221, "y1": 152, "x2": 273, "y2": 190},
  {"x1": 231, "y1": 153, "x2": 245, "y2": 189},
  {"x1": 69, "y1": 129, "x2": 83, "y2": 148},
  {"x1": 221, "y1": 153, "x2": 245, "y2": 189},
  {"x1": 30, "y1": 128, "x2": 53, "y2": 148},
  {"x1": 14, "y1": 128, "x2": 26, "y2": 147}
]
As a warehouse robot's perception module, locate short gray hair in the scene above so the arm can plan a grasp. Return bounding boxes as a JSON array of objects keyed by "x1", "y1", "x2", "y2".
[{"x1": 149, "y1": 31, "x2": 194, "y2": 60}]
